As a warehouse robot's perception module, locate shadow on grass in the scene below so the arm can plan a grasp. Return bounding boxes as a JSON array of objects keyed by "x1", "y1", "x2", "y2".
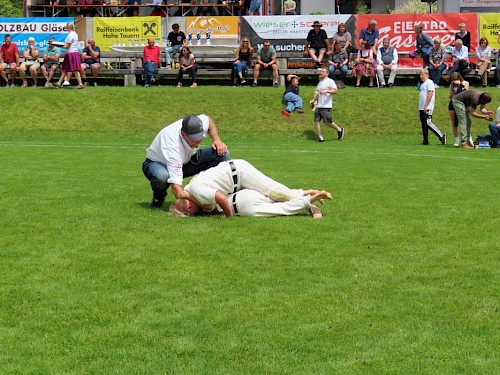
[{"x1": 303, "y1": 130, "x2": 319, "y2": 141}]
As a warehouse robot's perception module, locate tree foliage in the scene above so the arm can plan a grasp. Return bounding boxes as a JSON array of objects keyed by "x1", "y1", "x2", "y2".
[
  {"x1": 390, "y1": 0, "x2": 438, "y2": 14},
  {"x1": 0, "y1": 0, "x2": 24, "y2": 17}
]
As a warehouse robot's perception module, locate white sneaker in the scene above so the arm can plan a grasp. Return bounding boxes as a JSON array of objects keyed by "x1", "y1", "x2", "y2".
[
  {"x1": 318, "y1": 135, "x2": 325, "y2": 142},
  {"x1": 62, "y1": 81, "x2": 70, "y2": 86},
  {"x1": 496, "y1": 84, "x2": 500, "y2": 88},
  {"x1": 469, "y1": 136, "x2": 475, "y2": 147},
  {"x1": 453, "y1": 137, "x2": 459, "y2": 147},
  {"x1": 435, "y1": 85, "x2": 439, "y2": 88}
]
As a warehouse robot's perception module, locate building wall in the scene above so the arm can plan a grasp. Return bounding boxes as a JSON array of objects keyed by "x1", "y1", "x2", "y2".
[{"x1": 300, "y1": 0, "x2": 335, "y2": 15}]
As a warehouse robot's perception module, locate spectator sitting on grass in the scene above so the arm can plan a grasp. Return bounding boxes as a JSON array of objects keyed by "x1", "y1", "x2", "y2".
[{"x1": 281, "y1": 74, "x2": 304, "y2": 117}]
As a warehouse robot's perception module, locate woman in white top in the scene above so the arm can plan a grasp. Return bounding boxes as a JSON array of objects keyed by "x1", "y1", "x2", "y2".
[
  {"x1": 177, "y1": 46, "x2": 198, "y2": 88},
  {"x1": 56, "y1": 22, "x2": 84, "y2": 88},
  {"x1": 476, "y1": 37, "x2": 492, "y2": 87}
]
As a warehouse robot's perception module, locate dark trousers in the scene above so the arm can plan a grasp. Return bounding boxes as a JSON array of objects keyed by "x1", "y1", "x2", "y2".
[
  {"x1": 448, "y1": 60, "x2": 469, "y2": 78},
  {"x1": 177, "y1": 63, "x2": 198, "y2": 84},
  {"x1": 419, "y1": 110, "x2": 443, "y2": 143}
]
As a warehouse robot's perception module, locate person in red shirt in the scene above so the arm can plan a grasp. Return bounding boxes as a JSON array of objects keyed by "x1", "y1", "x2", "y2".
[
  {"x1": 0, "y1": 34, "x2": 20, "y2": 87},
  {"x1": 143, "y1": 37, "x2": 160, "y2": 87}
]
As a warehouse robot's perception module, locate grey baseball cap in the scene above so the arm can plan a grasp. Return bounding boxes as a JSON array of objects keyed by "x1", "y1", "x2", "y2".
[{"x1": 181, "y1": 115, "x2": 206, "y2": 141}]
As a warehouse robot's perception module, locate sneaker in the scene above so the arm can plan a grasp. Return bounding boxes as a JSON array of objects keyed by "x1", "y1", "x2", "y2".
[
  {"x1": 454, "y1": 137, "x2": 460, "y2": 147},
  {"x1": 435, "y1": 84, "x2": 439, "y2": 88},
  {"x1": 315, "y1": 61, "x2": 321, "y2": 68},
  {"x1": 10, "y1": 82, "x2": 15, "y2": 87},
  {"x1": 84, "y1": 82, "x2": 89, "y2": 87},
  {"x1": 273, "y1": 82, "x2": 279, "y2": 88},
  {"x1": 281, "y1": 110, "x2": 290, "y2": 117},
  {"x1": 150, "y1": 197, "x2": 165, "y2": 208},
  {"x1": 469, "y1": 136, "x2": 475, "y2": 147},
  {"x1": 422, "y1": 140, "x2": 429, "y2": 145},
  {"x1": 294, "y1": 108, "x2": 304, "y2": 114},
  {"x1": 337, "y1": 127, "x2": 345, "y2": 140},
  {"x1": 240, "y1": 78, "x2": 246, "y2": 84},
  {"x1": 251, "y1": 81, "x2": 257, "y2": 87},
  {"x1": 496, "y1": 84, "x2": 500, "y2": 88},
  {"x1": 62, "y1": 81, "x2": 70, "y2": 86},
  {"x1": 144, "y1": 83, "x2": 151, "y2": 87},
  {"x1": 190, "y1": 82, "x2": 197, "y2": 88},
  {"x1": 318, "y1": 135, "x2": 325, "y2": 142},
  {"x1": 93, "y1": 82, "x2": 98, "y2": 87},
  {"x1": 440, "y1": 133, "x2": 447, "y2": 145}
]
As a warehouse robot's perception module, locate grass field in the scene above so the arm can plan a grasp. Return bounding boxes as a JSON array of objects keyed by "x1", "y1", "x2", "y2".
[{"x1": 1, "y1": 85, "x2": 499, "y2": 374}]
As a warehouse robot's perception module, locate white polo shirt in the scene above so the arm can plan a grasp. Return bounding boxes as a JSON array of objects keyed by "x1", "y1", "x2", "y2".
[
  {"x1": 145, "y1": 114, "x2": 209, "y2": 185},
  {"x1": 316, "y1": 77, "x2": 337, "y2": 109},
  {"x1": 418, "y1": 79, "x2": 435, "y2": 112}
]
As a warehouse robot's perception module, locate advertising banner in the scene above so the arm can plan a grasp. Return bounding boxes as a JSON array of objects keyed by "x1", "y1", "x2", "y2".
[
  {"x1": 0, "y1": 18, "x2": 73, "y2": 51},
  {"x1": 479, "y1": 13, "x2": 500, "y2": 49},
  {"x1": 241, "y1": 15, "x2": 354, "y2": 52},
  {"x1": 185, "y1": 16, "x2": 239, "y2": 41},
  {"x1": 241, "y1": 15, "x2": 354, "y2": 68},
  {"x1": 357, "y1": 13, "x2": 478, "y2": 68},
  {"x1": 460, "y1": 0, "x2": 500, "y2": 7},
  {"x1": 93, "y1": 17, "x2": 162, "y2": 52}
]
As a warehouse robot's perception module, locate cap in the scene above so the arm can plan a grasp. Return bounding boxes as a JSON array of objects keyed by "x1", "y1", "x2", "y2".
[
  {"x1": 313, "y1": 21, "x2": 322, "y2": 27},
  {"x1": 181, "y1": 115, "x2": 206, "y2": 141}
]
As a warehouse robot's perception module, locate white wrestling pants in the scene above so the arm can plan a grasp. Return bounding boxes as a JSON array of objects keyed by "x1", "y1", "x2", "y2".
[
  {"x1": 229, "y1": 189, "x2": 312, "y2": 217},
  {"x1": 232, "y1": 159, "x2": 303, "y2": 202}
]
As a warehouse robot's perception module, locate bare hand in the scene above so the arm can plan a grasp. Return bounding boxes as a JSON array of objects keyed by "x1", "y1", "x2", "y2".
[{"x1": 212, "y1": 140, "x2": 228, "y2": 156}]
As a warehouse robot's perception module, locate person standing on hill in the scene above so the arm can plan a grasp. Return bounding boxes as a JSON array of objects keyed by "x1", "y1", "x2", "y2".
[
  {"x1": 310, "y1": 67, "x2": 344, "y2": 142},
  {"x1": 418, "y1": 68, "x2": 446, "y2": 146}
]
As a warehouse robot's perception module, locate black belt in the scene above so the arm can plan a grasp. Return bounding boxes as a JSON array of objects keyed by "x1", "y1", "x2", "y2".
[
  {"x1": 232, "y1": 193, "x2": 238, "y2": 214},
  {"x1": 229, "y1": 160, "x2": 238, "y2": 193}
]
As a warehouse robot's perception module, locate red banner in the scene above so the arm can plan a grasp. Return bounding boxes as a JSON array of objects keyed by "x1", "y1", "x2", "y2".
[{"x1": 357, "y1": 13, "x2": 479, "y2": 68}]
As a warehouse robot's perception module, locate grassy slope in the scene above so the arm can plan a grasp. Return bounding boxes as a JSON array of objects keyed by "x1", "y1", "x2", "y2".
[{"x1": 0, "y1": 86, "x2": 498, "y2": 374}]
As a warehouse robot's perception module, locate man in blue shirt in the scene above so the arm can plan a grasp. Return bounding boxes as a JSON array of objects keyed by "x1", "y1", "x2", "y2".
[
  {"x1": 80, "y1": 38, "x2": 101, "y2": 86},
  {"x1": 359, "y1": 19, "x2": 379, "y2": 55}
]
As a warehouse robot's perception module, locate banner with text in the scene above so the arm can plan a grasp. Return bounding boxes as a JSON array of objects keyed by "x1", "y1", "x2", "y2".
[
  {"x1": 357, "y1": 13, "x2": 479, "y2": 68},
  {"x1": 93, "y1": 17, "x2": 162, "y2": 52},
  {"x1": 0, "y1": 18, "x2": 73, "y2": 51},
  {"x1": 479, "y1": 13, "x2": 500, "y2": 49},
  {"x1": 241, "y1": 15, "x2": 354, "y2": 55},
  {"x1": 460, "y1": 0, "x2": 500, "y2": 7},
  {"x1": 185, "y1": 16, "x2": 238, "y2": 42}
]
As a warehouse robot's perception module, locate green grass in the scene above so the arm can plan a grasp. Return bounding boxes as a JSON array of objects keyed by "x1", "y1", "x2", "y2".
[{"x1": 0, "y1": 85, "x2": 499, "y2": 374}]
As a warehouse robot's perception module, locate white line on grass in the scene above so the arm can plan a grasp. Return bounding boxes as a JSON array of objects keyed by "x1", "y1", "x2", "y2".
[{"x1": 0, "y1": 142, "x2": 497, "y2": 162}]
